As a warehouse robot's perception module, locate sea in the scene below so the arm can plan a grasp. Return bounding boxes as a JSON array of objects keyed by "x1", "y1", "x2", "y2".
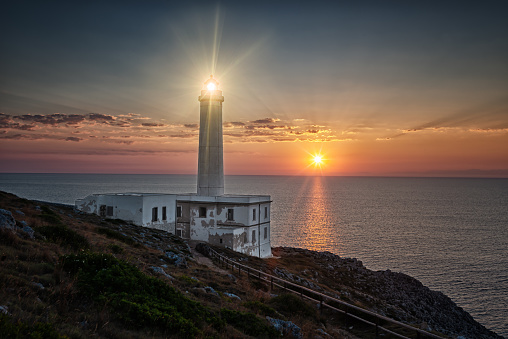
[{"x1": 0, "y1": 173, "x2": 506, "y2": 337}]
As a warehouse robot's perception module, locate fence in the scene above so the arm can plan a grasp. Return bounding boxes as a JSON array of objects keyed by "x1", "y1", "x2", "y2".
[{"x1": 204, "y1": 246, "x2": 445, "y2": 339}]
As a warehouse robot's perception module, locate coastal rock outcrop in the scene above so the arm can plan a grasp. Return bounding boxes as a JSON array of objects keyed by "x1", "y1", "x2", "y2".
[{"x1": 272, "y1": 247, "x2": 503, "y2": 339}]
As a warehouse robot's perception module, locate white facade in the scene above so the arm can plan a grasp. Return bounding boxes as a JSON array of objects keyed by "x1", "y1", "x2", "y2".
[
  {"x1": 75, "y1": 76, "x2": 272, "y2": 258},
  {"x1": 75, "y1": 193, "x2": 272, "y2": 257}
]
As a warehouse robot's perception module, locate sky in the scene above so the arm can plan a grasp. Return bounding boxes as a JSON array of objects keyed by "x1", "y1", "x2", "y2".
[{"x1": 1, "y1": 0, "x2": 507, "y2": 177}]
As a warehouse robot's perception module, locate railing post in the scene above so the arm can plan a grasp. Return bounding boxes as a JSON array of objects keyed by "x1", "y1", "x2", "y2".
[
  {"x1": 345, "y1": 306, "x2": 348, "y2": 327},
  {"x1": 319, "y1": 298, "x2": 323, "y2": 315},
  {"x1": 270, "y1": 277, "x2": 273, "y2": 291}
]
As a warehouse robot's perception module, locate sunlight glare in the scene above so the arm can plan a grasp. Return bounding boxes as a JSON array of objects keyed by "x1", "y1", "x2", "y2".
[{"x1": 207, "y1": 82, "x2": 217, "y2": 91}]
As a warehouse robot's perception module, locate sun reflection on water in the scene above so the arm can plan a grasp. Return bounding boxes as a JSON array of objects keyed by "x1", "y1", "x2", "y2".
[{"x1": 292, "y1": 177, "x2": 345, "y2": 255}]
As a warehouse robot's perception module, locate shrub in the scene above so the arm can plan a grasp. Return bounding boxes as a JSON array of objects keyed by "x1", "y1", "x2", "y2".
[
  {"x1": 0, "y1": 313, "x2": 68, "y2": 339},
  {"x1": 242, "y1": 300, "x2": 280, "y2": 318},
  {"x1": 269, "y1": 293, "x2": 317, "y2": 320},
  {"x1": 40, "y1": 206, "x2": 62, "y2": 224},
  {"x1": 60, "y1": 252, "x2": 222, "y2": 337},
  {"x1": 37, "y1": 225, "x2": 89, "y2": 250},
  {"x1": 220, "y1": 308, "x2": 280, "y2": 338},
  {"x1": 95, "y1": 227, "x2": 137, "y2": 246},
  {"x1": 107, "y1": 243, "x2": 123, "y2": 254}
]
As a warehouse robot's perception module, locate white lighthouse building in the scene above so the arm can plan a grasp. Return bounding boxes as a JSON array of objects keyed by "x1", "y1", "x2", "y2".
[{"x1": 75, "y1": 76, "x2": 272, "y2": 258}]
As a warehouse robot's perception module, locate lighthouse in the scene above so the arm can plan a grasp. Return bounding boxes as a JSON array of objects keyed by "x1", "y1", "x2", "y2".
[
  {"x1": 197, "y1": 75, "x2": 224, "y2": 196},
  {"x1": 75, "y1": 75, "x2": 272, "y2": 257}
]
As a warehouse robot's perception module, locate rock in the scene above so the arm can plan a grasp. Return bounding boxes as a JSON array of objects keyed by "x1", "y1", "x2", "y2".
[
  {"x1": 266, "y1": 316, "x2": 303, "y2": 339},
  {"x1": 0, "y1": 209, "x2": 16, "y2": 229},
  {"x1": 22, "y1": 225, "x2": 35, "y2": 239},
  {"x1": 204, "y1": 286, "x2": 219, "y2": 296},
  {"x1": 15, "y1": 210, "x2": 25, "y2": 216},
  {"x1": 150, "y1": 266, "x2": 174, "y2": 280},
  {"x1": 165, "y1": 251, "x2": 188, "y2": 268},
  {"x1": 224, "y1": 292, "x2": 241, "y2": 300},
  {"x1": 31, "y1": 282, "x2": 45, "y2": 290},
  {"x1": 0, "y1": 305, "x2": 10, "y2": 315}
]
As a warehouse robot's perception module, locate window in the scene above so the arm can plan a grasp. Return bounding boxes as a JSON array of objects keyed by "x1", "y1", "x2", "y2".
[
  {"x1": 252, "y1": 230, "x2": 256, "y2": 243},
  {"x1": 264, "y1": 227, "x2": 268, "y2": 239},
  {"x1": 162, "y1": 206, "x2": 167, "y2": 221},
  {"x1": 176, "y1": 229, "x2": 182, "y2": 237},
  {"x1": 107, "y1": 206, "x2": 113, "y2": 217},
  {"x1": 219, "y1": 238, "x2": 223, "y2": 244},
  {"x1": 176, "y1": 206, "x2": 182, "y2": 218},
  {"x1": 227, "y1": 208, "x2": 234, "y2": 221},
  {"x1": 99, "y1": 205, "x2": 106, "y2": 217},
  {"x1": 244, "y1": 233, "x2": 248, "y2": 243},
  {"x1": 199, "y1": 207, "x2": 207, "y2": 218},
  {"x1": 152, "y1": 207, "x2": 158, "y2": 222},
  {"x1": 264, "y1": 206, "x2": 268, "y2": 219},
  {"x1": 252, "y1": 208, "x2": 256, "y2": 221}
]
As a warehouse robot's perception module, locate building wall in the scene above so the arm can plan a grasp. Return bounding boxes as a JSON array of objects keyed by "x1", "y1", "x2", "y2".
[
  {"x1": 75, "y1": 194, "x2": 144, "y2": 225},
  {"x1": 141, "y1": 195, "x2": 177, "y2": 233}
]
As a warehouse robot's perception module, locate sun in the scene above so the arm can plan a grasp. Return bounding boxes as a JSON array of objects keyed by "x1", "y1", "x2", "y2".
[
  {"x1": 313, "y1": 155, "x2": 323, "y2": 165},
  {"x1": 310, "y1": 153, "x2": 326, "y2": 169}
]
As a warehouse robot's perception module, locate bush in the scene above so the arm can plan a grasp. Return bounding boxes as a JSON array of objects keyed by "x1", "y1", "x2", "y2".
[
  {"x1": 95, "y1": 227, "x2": 137, "y2": 246},
  {"x1": 107, "y1": 244, "x2": 123, "y2": 254},
  {"x1": 0, "y1": 313, "x2": 68, "y2": 339},
  {"x1": 38, "y1": 225, "x2": 89, "y2": 250},
  {"x1": 60, "y1": 252, "x2": 222, "y2": 337},
  {"x1": 269, "y1": 293, "x2": 317, "y2": 320},
  {"x1": 243, "y1": 300, "x2": 280, "y2": 318},
  {"x1": 220, "y1": 308, "x2": 280, "y2": 338},
  {"x1": 40, "y1": 206, "x2": 62, "y2": 224}
]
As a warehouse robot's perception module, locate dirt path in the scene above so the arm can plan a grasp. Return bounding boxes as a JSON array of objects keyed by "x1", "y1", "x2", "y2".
[{"x1": 188, "y1": 241, "x2": 229, "y2": 274}]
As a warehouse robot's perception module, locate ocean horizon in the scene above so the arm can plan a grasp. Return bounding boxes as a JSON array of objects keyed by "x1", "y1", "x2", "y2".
[{"x1": 0, "y1": 173, "x2": 506, "y2": 337}]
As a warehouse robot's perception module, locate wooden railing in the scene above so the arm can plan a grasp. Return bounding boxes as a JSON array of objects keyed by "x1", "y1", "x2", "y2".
[{"x1": 203, "y1": 246, "x2": 445, "y2": 339}]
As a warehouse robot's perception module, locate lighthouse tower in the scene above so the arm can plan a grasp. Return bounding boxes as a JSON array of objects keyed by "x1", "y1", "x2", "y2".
[{"x1": 197, "y1": 75, "x2": 224, "y2": 196}]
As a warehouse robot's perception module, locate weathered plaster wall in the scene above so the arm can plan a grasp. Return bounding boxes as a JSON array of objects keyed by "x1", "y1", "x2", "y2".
[{"x1": 189, "y1": 203, "x2": 216, "y2": 241}]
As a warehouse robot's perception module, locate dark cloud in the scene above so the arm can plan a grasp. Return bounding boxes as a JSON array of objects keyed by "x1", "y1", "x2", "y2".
[
  {"x1": 184, "y1": 123, "x2": 198, "y2": 128},
  {"x1": 142, "y1": 122, "x2": 165, "y2": 127},
  {"x1": 170, "y1": 134, "x2": 195, "y2": 138},
  {"x1": 88, "y1": 113, "x2": 115, "y2": 122},
  {"x1": 250, "y1": 118, "x2": 279, "y2": 124},
  {"x1": 65, "y1": 137, "x2": 82, "y2": 142}
]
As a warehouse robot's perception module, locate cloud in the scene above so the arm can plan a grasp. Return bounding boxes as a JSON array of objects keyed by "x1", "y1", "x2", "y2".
[
  {"x1": 251, "y1": 118, "x2": 280, "y2": 124},
  {"x1": 65, "y1": 137, "x2": 82, "y2": 142},
  {"x1": 141, "y1": 122, "x2": 165, "y2": 127},
  {"x1": 184, "y1": 123, "x2": 198, "y2": 129}
]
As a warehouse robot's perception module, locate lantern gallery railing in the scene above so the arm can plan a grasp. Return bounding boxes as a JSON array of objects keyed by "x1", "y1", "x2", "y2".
[{"x1": 201, "y1": 245, "x2": 445, "y2": 339}]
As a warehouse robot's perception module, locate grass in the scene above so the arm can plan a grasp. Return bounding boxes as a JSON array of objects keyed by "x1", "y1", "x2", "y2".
[
  {"x1": 37, "y1": 225, "x2": 89, "y2": 251},
  {"x1": 95, "y1": 227, "x2": 138, "y2": 246}
]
